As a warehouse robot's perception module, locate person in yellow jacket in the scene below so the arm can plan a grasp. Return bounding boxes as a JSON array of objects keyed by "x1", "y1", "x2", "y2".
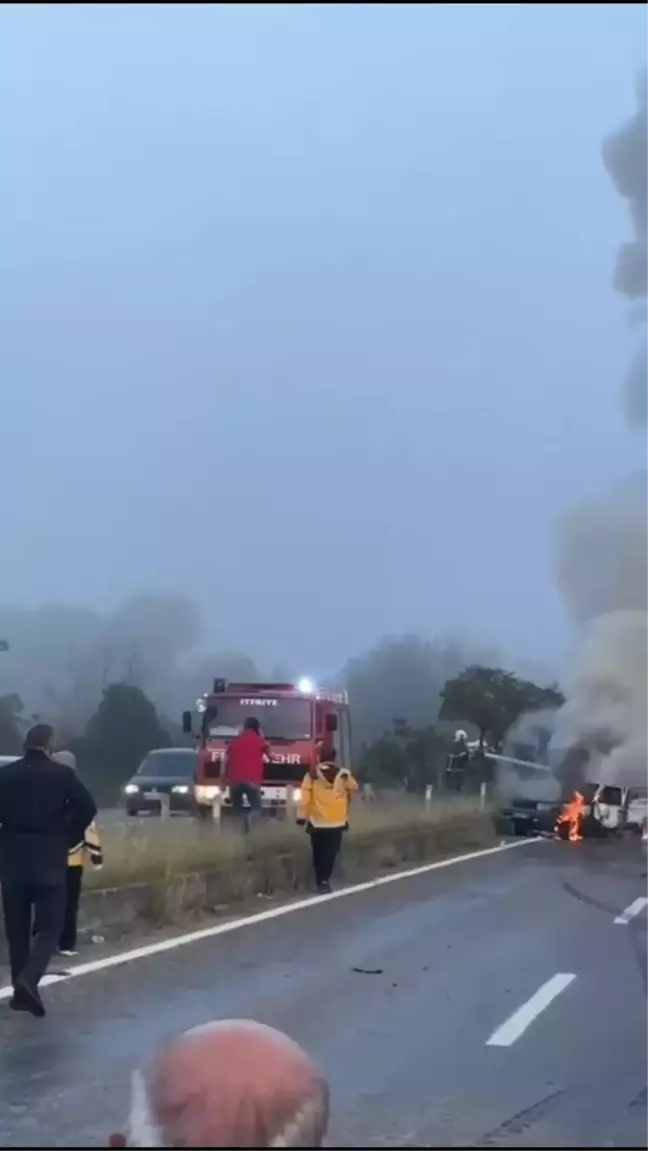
[
  {"x1": 52, "y1": 751, "x2": 104, "y2": 956},
  {"x1": 297, "y1": 745, "x2": 358, "y2": 894},
  {"x1": 60, "y1": 819, "x2": 103, "y2": 956}
]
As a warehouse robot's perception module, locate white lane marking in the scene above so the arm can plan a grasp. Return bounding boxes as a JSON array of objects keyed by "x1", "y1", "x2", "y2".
[
  {"x1": 486, "y1": 972, "x2": 576, "y2": 1048},
  {"x1": 0, "y1": 837, "x2": 540, "y2": 1000},
  {"x1": 614, "y1": 896, "x2": 648, "y2": 925}
]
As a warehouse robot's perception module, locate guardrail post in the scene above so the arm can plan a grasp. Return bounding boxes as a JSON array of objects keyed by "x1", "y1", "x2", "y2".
[
  {"x1": 285, "y1": 785, "x2": 295, "y2": 820},
  {"x1": 212, "y1": 795, "x2": 222, "y2": 824},
  {"x1": 160, "y1": 795, "x2": 171, "y2": 820},
  {"x1": 425, "y1": 784, "x2": 433, "y2": 809},
  {"x1": 480, "y1": 780, "x2": 487, "y2": 811}
]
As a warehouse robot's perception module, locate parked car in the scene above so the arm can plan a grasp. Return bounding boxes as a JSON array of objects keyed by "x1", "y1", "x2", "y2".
[
  {"x1": 495, "y1": 796, "x2": 560, "y2": 837},
  {"x1": 123, "y1": 747, "x2": 197, "y2": 816}
]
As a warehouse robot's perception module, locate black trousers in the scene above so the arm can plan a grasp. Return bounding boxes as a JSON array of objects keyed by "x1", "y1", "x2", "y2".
[
  {"x1": 1, "y1": 879, "x2": 65, "y2": 990},
  {"x1": 310, "y1": 827, "x2": 344, "y2": 886},
  {"x1": 60, "y1": 866, "x2": 84, "y2": 951}
]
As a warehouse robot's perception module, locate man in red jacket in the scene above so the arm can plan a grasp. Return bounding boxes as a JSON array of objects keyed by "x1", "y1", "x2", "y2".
[{"x1": 224, "y1": 717, "x2": 269, "y2": 829}]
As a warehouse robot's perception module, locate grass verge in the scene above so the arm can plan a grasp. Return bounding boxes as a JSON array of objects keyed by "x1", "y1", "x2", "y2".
[{"x1": 88, "y1": 797, "x2": 494, "y2": 890}]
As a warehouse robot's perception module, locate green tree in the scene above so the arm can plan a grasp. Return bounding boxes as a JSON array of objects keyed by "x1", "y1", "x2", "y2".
[
  {"x1": 439, "y1": 665, "x2": 564, "y2": 750},
  {"x1": 0, "y1": 693, "x2": 24, "y2": 755},
  {"x1": 78, "y1": 682, "x2": 170, "y2": 799}
]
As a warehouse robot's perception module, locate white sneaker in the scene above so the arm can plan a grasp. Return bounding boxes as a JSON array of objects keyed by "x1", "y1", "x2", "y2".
[{"x1": 59, "y1": 949, "x2": 78, "y2": 957}]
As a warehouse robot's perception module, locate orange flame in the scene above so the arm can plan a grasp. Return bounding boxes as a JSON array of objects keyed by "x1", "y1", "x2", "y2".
[{"x1": 555, "y1": 790, "x2": 585, "y2": 842}]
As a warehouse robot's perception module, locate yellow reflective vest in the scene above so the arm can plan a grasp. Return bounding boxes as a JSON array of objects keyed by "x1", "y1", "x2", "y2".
[
  {"x1": 297, "y1": 765, "x2": 358, "y2": 828},
  {"x1": 68, "y1": 820, "x2": 103, "y2": 869}
]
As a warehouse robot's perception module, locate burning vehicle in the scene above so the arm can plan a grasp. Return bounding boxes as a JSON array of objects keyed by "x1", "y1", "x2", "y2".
[
  {"x1": 490, "y1": 746, "x2": 639, "y2": 841},
  {"x1": 555, "y1": 791, "x2": 586, "y2": 842},
  {"x1": 489, "y1": 750, "x2": 562, "y2": 837},
  {"x1": 554, "y1": 782, "x2": 643, "y2": 841}
]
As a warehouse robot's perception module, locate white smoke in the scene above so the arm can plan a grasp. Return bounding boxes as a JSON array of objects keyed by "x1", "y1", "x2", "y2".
[
  {"x1": 552, "y1": 74, "x2": 647, "y2": 790},
  {"x1": 602, "y1": 69, "x2": 647, "y2": 427},
  {"x1": 553, "y1": 610, "x2": 647, "y2": 786},
  {"x1": 555, "y1": 477, "x2": 647, "y2": 625}
]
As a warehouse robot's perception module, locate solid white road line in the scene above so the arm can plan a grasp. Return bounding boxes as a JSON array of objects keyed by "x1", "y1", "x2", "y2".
[
  {"x1": 614, "y1": 896, "x2": 648, "y2": 925},
  {"x1": 0, "y1": 837, "x2": 540, "y2": 1000},
  {"x1": 485, "y1": 972, "x2": 576, "y2": 1048}
]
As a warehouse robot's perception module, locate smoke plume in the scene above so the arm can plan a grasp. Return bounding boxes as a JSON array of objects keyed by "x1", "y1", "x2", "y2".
[
  {"x1": 602, "y1": 68, "x2": 647, "y2": 427},
  {"x1": 552, "y1": 74, "x2": 647, "y2": 790},
  {"x1": 555, "y1": 477, "x2": 647, "y2": 625}
]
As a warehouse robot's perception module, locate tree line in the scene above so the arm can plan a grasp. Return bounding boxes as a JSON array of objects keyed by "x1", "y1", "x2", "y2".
[{"x1": 0, "y1": 648, "x2": 563, "y2": 802}]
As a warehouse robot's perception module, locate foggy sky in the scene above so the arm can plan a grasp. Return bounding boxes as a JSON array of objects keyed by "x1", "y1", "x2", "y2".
[{"x1": 1, "y1": 3, "x2": 645, "y2": 677}]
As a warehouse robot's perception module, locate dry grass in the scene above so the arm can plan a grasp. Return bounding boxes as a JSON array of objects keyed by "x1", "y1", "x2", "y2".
[{"x1": 89, "y1": 796, "x2": 489, "y2": 890}]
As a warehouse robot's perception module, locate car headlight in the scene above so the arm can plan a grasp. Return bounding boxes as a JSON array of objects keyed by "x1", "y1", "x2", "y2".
[
  {"x1": 195, "y1": 784, "x2": 221, "y2": 803},
  {"x1": 172, "y1": 784, "x2": 190, "y2": 795},
  {"x1": 124, "y1": 784, "x2": 139, "y2": 795}
]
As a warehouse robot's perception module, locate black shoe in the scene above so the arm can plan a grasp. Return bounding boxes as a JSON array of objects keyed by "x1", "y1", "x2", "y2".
[
  {"x1": 11, "y1": 981, "x2": 46, "y2": 1018},
  {"x1": 317, "y1": 881, "x2": 333, "y2": 895}
]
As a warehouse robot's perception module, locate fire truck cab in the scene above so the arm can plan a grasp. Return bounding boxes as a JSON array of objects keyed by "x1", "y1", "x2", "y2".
[{"x1": 183, "y1": 679, "x2": 351, "y2": 818}]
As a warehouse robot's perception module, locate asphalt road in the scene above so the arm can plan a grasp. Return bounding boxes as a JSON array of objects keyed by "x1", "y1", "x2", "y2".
[{"x1": 0, "y1": 837, "x2": 646, "y2": 1148}]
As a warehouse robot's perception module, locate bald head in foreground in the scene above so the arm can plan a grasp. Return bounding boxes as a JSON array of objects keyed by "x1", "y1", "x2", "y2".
[{"x1": 109, "y1": 1019, "x2": 330, "y2": 1148}]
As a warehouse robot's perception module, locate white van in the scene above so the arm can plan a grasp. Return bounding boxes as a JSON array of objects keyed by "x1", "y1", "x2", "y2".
[{"x1": 590, "y1": 784, "x2": 627, "y2": 831}]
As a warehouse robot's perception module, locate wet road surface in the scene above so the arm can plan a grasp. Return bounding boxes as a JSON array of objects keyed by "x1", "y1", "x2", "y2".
[{"x1": 0, "y1": 838, "x2": 646, "y2": 1147}]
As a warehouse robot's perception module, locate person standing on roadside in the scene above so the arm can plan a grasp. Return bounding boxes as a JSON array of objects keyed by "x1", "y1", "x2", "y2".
[
  {"x1": 0, "y1": 725, "x2": 96, "y2": 1016},
  {"x1": 297, "y1": 745, "x2": 358, "y2": 894},
  {"x1": 59, "y1": 817, "x2": 103, "y2": 956},
  {"x1": 52, "y1": 750, "x2": 104, "y2": 957},
  {"x1": 223, "y1": 717, "x2": 270, "y2": 831}
]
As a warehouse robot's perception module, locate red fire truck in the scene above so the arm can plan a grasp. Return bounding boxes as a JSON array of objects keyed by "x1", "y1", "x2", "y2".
[{"x1": 182, "y1": 678, "x2": 352, "y2": 818}]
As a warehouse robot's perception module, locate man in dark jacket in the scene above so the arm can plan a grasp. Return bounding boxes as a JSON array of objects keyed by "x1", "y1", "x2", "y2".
[{"x1": 0, "y1": 724, "x2": 96, "y2": 1017}]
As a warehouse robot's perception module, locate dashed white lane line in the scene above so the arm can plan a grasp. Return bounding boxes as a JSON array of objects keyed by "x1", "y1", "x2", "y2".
[
  {"x1": 614, "y1": 896, "x2": 648, "y2": 925},
  {"x1": 0, "y1": 837, "x2": 540, "y2": 1000},
  {"x1": 486, "y1": 972, "x2": 576, "y2": 1048}
]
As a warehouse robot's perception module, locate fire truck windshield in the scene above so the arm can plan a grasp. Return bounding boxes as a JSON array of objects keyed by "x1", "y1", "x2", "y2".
[{"x1": 207, "y1": 697, "x2": 312, "y2": 741}]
